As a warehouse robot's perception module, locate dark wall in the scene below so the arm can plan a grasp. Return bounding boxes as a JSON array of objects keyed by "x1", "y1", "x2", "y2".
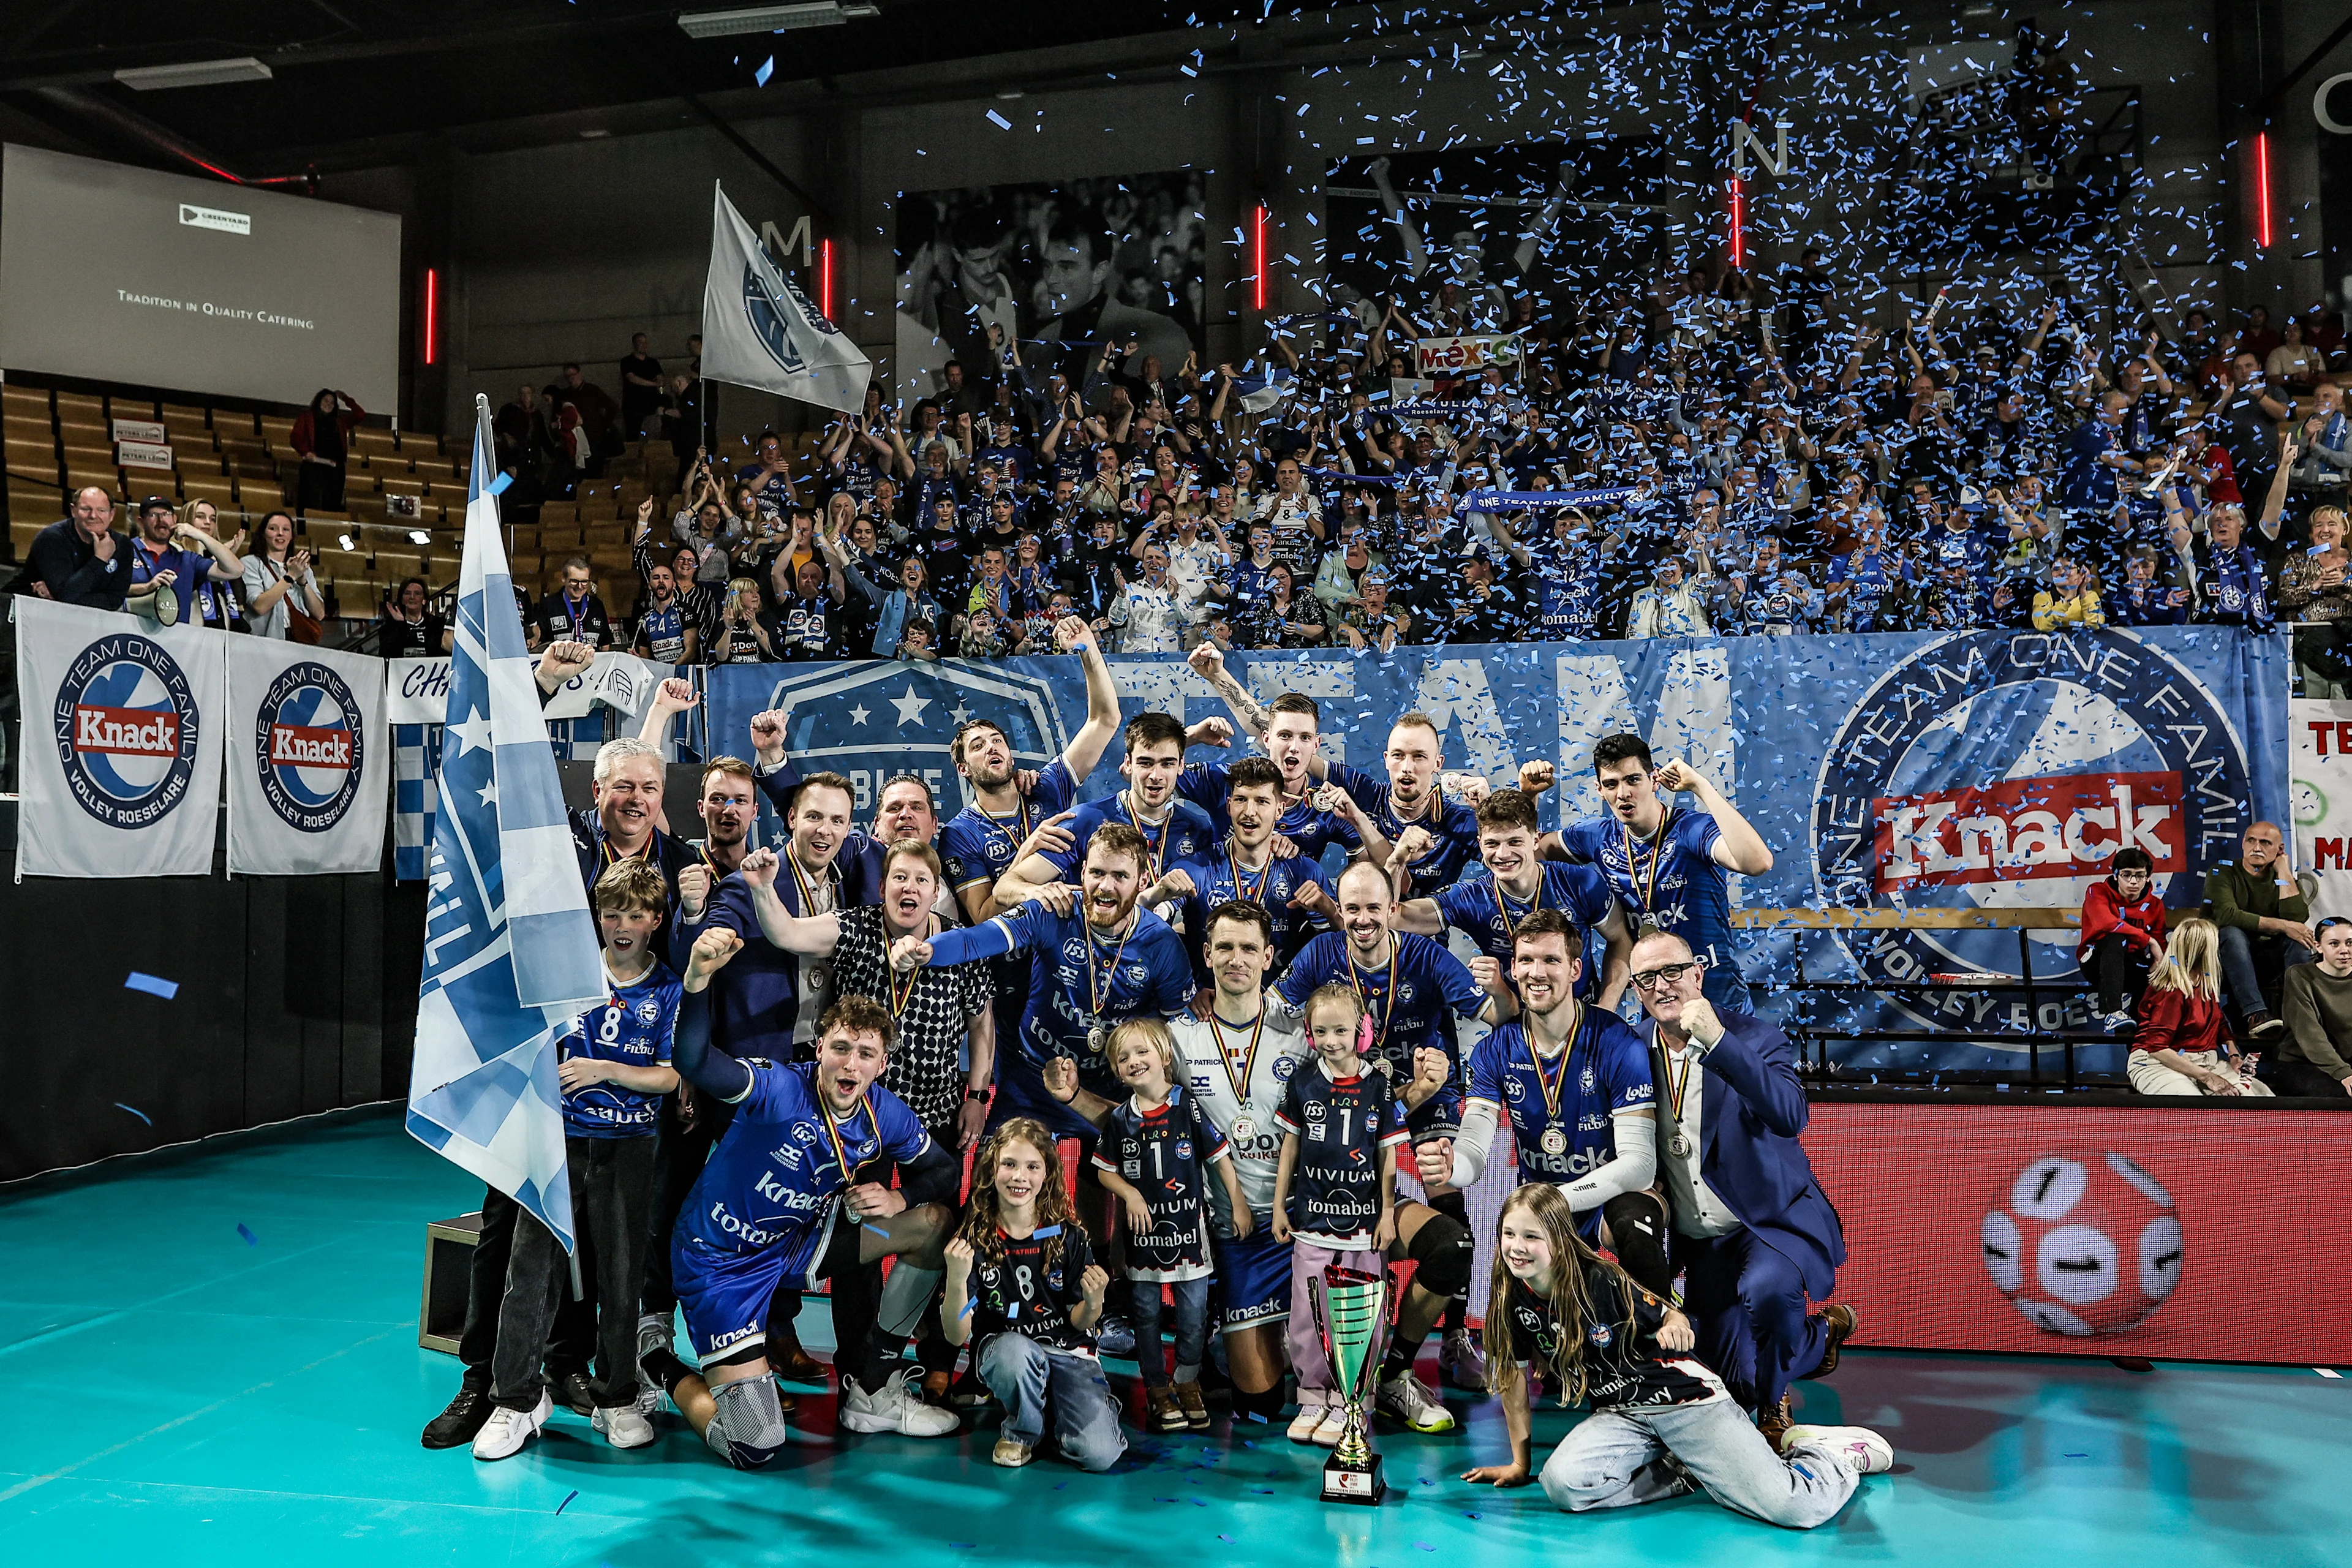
[{"x1": 0, "y1": 801, "x2": 424, "y2": 1183}]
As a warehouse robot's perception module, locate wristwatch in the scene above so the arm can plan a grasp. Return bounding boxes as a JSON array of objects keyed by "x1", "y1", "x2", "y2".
[{"x1": 962, "y1": 1084, "x2": 994, "y2": 1105}]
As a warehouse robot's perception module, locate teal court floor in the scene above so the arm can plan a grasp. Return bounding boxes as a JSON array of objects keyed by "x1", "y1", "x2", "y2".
[{"x1": 3, "y1": 1110, "x2": 2344, "y2": 1565}]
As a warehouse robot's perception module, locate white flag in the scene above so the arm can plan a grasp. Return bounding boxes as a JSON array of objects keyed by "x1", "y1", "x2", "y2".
[
  {"x1": 699, "y1": 182, "x2": 870, "y2": 413},
  {"x1": 13, "y1": 597, "x2": 225, "y2": 878},
  {"x1": 225, "y1": 636, "x2": 388, "y2": 876}
]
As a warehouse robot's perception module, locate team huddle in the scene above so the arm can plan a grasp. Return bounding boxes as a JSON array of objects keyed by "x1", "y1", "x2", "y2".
[{"x1": 424, "y1": 624, "x2": 1891, "y2": 1530}]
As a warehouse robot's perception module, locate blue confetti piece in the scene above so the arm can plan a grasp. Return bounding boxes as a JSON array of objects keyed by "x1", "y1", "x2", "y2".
[
  {"x1": 1463, "y1": 1510, "x2": 1481, "y2": 1518},
  {"x1": 556, "y1": 1489, "x2": 579, "y2": 1515},
  {"x1": 126, "y1": 971, "x2": 178, "y2": 1000},
  {"x1": 755, "y1": 56, "x2": 774, "y2": 86},
  {"x1": 114, "y1": 1102, "x2": 152, "y2": 1126},
  {"x1": 986, "y1": 109, "x2": 1012, "y2": 130},
  {"x1": 2065, "y1": 1452, "x2": 2089, "y2": 1458},
  {"x1": 487, "y1": 472, "x2": 512, "y2": 496},
  {"x1": 236, "y1": 1224, "x2": 258, "y2": 1246},
  {"x1": 960, "y1": 1298, "x2": 977, "y2": 1319},
  {"x1": 1031, "y1": 1224, "x2": 1063, "y2": 1238}
]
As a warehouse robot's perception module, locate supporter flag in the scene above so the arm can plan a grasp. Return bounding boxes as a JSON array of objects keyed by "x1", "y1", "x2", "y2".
[
  {"x1": 700, "y1": 181, "x2": 870, "y2": 413},
  {"x1": 404, "y1": 398, "x2": 603, "y2": 1255},
  {"x1": 12, "y1": 594, "x2": 225, "y2": 879},
  {"x1": 224, "y1": 636, "x2": 387, "y2": 875}
]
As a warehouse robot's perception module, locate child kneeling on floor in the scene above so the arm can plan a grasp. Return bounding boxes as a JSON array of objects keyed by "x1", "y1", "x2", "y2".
[
  {"x1": 943, "y1": 1118, "x2": 1125, "y2": 1471},
  {"x1": 475, "y1": 861, "x2": 682, "y2": 1460}
]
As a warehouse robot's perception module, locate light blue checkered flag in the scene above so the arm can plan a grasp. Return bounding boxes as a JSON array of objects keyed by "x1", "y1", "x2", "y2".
[{"x1": 405, "y1": 398, "x2": 605, "y2": 1254}]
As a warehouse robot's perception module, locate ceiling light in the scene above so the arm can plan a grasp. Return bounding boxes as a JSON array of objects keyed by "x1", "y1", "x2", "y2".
[
  {"x1": 677, "y1": 2, "x2": 877, "y2": 39},
  {"x1": 114, "y1": 57, "x2": 274, "y2": 91}
]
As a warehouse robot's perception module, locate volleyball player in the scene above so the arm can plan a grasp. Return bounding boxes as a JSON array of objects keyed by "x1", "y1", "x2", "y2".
[
  {"x1": 995, "y1": 712, "x2": 1219, "y2": 904},
  {"x1": 1182, "y1": 646, "x2": 1370, "y2": 859},
  {"x1": 1152, "y1": 756, "x2": 1341, "y2": 992},
  {"x1": 646, "y1": 932, "x2": 961, "y2": 1464},
  {"x1": 1322, "y1": 712, "x2": 1485, "y2": 894},
  {"x1": 1548, "y1": 734, "x2": 1773, "y2": 1009},
  {"x1": 1440, "y1": 911, "x2": 1672, "y2": 1298},
  {"x1": 1395, "y1": 787, "x2": 1632, "y2": 1009}
]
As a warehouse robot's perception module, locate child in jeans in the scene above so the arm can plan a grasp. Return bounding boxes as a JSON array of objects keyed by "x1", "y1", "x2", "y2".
[
  {"x1": 474, "y1": 861, "x2": 682, "y2": 1460},
  {"x1": 1270, "y1": 984, "x2": 1408, "y2": 1446},
  {"x1": 1091, "y1": 1020, "x2": 1251, "y2": 1433},
  {"x1": 944, "y1": 1118, "x2": 1123, "y2": 1471}
]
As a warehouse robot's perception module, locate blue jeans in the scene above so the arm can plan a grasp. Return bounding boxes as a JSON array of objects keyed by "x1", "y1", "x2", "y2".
[
  {"x1": 1130, "y1": 1276, "x2": 1210, "y2": 1387},
  {"x1": 2217, "y1": 922, "x2": 2315, "y2": 1017},
  {"x1": 979, "y1": 1333, "x2": 1128, "y2": 1471},
  {"x1": 1540, "y1": 1395, "x2": 1860, "y2": 1529}
]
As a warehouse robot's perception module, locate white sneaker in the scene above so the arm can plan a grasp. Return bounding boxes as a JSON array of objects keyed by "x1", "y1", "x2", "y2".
[
  {"x1": 838, "y1": 1368, "x2": 959, "y2": 1437},
  {"x1": 1287, "y1": 1395, "x2": 1327, "y2": 1443},
  {"x1": 1374, "y1": 1372, "x2": 1456, "y2": 1433},
  {"x1": 633, "y1": 1383, "x2": 668, "y2": 1417},
  {"x1": 1782, "y1": 1423, "x2": 1893, "y2": 1474},
  {"x1": 1438, "y1": 1327, "x2": 1487, "y2": 1390},
  {"x1": 471, "y1": 1391, "x2": 552, "y2": 1460},
  {"x1": 636, "y1": 1313, "x2": 672, "y2": 1361},
  {"x1": 593, "y1": 1404, "x2": 657, "y2": 1449},
  {"x1": 1311, "y1": 1405, "x2": 1349, "y2": 1447}
]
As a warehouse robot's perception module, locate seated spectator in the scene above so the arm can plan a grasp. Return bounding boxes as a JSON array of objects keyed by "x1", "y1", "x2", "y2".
[
  {"x1": 2030, "y1": 557, "x2": 2105, "y2": 630},
  {"x1": 2266, "y1": 318, "x2": 2324, "y2": 396},
  {"x1": 7, "y1": 484, "x2": 133, "y2": 608},
  {"x1": 897, "y1": 617, "x2": 940, "y2": 662},
  {"x1": 2203, "y1": 821, "x2": 2314, "y2": 1040},
  {"x1": 2277, "y1": 917, "x2": 2352, "y2": 1096},
  {"x1": 529, "y1": 557, "x2": 614, "y2": 652},
  {"x1": 2127, "y1": 918, "x2": 2273, "y2": 1098},
  {"x1": 773, "y1": 558, "x2": 846, "y2": 662},
  {"x1": 1235, "y1": 562, "x2": 1325, "y2": 649},
  {"x1": 630, "y1": 564, "x2": 698, "y2": 666},
  {"x1": 1340, "y1": 568, "x2": 1412, "y2": 652},
  {"x1": 959, "y1": 605, "x2": 1013, "y2": 659},
  {"x1": 2079, "y1": 846, "x2": 2165, "y2": 1032}
]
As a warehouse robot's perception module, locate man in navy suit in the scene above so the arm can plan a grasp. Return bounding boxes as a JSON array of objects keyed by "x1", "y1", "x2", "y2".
[{"x1": 1631, "y1": 932, "x2": 1856, "y2": 1447}]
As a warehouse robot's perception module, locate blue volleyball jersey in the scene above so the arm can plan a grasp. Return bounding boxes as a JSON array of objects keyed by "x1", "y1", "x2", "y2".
[
  {"x1": 987, "y1": 902, "x2": 1196, "y2": 1091},
  {"x1": 1325, "y1": 761, "x2": 1482, "y2": 892},
  {"x1": 1558, "y1": 807, "x2": 1732, "y2": 972},
  {"x1": 1170, "y1": 846, "x2": 1335, "y2": 986},
  {"x1": 1434, "y1": 862, "x2": 1619, "y2": 967},
  {"x1": 938, "y1": 757, "x2": 1079, "y2": 894},
  {"x1": 1090, "y1": 1086, "x2": 1229, "y2": 1280},
  {"x1": 1466, "y1": 1016, "x2": 1656, "y2": 1224},
  {"x1": 556, "y1": 960, "x2": 682, "y2": 1138},
  {"x1": 1273, "y1": 1059, "x2": 1408, "y2": 1248},
  {"x1": 1033, "y1": 791, "x2": 1219, "y2": 883},
  {"x1": 636, "y1": 603, "x2": 687, "y2": 664},
  {"x1": 674, "y1": 1061, "x2": 935, "y2": 1277},
  {"x1": 1274, "y1": 930, "x2": 1488, "y2": 1082},
  {"x1": 1177, "y1": 760, "x2": 1366, "y2": 859}
]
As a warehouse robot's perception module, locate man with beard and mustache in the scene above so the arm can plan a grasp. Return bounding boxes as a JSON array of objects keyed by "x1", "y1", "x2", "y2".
[{"x1": 1312, "y1": 712, "x2": 1485, "y2": 896}]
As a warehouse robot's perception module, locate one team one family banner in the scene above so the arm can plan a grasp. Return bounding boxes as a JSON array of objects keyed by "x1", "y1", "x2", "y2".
[{"x1": 693, "y1": 627, "x2": 2291, "y2": 1074}]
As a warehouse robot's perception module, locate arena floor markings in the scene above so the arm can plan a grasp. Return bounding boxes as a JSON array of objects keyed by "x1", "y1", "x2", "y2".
[{"x1": 1, "y1": 1113, "x2": 2341, "y2": 1566}]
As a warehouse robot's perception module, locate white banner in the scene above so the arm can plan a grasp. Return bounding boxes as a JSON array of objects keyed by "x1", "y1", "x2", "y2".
[
  {"x1": 2291, "y1": 697, "x2": 2352, "y2": 920},
  {"x1": 383, "y1": 651, "x2": 663, "y2": 725},
  {"x1": 225, "y1": 637, "x2": 388, "y2": 876},
  {"x1": 700, "y1": 182, "x2": 870, "y2": 413},
  {"x1": 14, "y1": 597, "x2": 225, "y2": 878}
]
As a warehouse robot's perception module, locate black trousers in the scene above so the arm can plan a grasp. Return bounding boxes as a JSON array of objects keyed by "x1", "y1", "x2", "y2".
[
  {"x1": 456, "y1": 1185, "x2": 596, "y2": 1391},
  {"x1": 492, "y1": 1136, "x2": 657, "y2": 1411},
  {"x1": 295, "y1": 461, "x2": 346, "y2": 514},
  {"x1": 2091, "y1": 933, "x2": 2154, "y2": 1015},
  {"x1": 2269, "y1": 1057, "x2": 2351, "y2": 1097}
]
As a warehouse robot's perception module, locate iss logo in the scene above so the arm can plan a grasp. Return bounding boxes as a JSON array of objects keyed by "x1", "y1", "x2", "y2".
[
  {"x1": 255, "y1": 662, "x2": 364, "y2": 832},
  {"x1": 727, "y1": 660, "x2": 1074, "y2": 829},
  {"x1": 1811, "y1": 632, "x2": 2253, "y2": 1025},
  {"x1": 54, "y1": 633, "x2": 200, "y2": 829}
]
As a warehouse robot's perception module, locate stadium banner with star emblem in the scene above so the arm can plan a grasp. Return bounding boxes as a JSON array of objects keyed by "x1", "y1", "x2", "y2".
[{"x1": 699, "y1": 627, "x2": 2289, "y2": 1072}]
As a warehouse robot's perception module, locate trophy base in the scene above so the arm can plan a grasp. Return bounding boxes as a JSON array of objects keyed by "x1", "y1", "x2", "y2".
[{"x1": 1321, "y1": 1451, "x2": 1385, "y2": 1506}]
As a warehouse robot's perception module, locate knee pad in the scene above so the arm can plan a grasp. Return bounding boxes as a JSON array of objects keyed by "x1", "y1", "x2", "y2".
[
  {"x1": 1601, "y1": 1191, "x2": 1675, "y2": 1300},
  {"x1": 1406, "y1": 1212, "x2": 1476, "y2": 1300},
  {"x1": 704, "y1": 1373, "x2": 789, "y2": 1469}
]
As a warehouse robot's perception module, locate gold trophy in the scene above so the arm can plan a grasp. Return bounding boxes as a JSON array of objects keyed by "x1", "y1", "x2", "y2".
[{"x1": 1310, "y1": 1264, "x2": 1388, "y2": 1504}]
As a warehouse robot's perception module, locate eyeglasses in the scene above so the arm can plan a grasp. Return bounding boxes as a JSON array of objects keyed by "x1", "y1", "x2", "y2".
[{"x1": 1629, "y1": 959, "x2": 1705, "y2": 992}]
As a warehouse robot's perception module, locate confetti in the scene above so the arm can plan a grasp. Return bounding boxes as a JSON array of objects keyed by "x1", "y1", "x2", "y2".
[
  {"x1": 1031, "y1": 1224, "x2": 1063, "y2": 1238},
  {"x1": 2318, "y1": 1368, "x2": 2343, "y2": 1378},
  {"x1": 114, "y1": 1103, "x2": 152, "y2": 1125},
  {"x1": 986, "y1": 110, "x2": 1011, "y2": 130},
  {"x1": 556, "y1": 1490, "x2": 579, "y2": 1515},
  {"x1": 125, "y1": 971, "x2": 179, "y2": 1000},
  {"x1": 236, "y1": 1224, "x2": 258, "y2": 1246}
]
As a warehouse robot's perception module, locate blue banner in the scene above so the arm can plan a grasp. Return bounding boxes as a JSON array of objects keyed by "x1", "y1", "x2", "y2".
[{"x1": 705, "y1": 628, "x2": 2292, "y2": 1072}]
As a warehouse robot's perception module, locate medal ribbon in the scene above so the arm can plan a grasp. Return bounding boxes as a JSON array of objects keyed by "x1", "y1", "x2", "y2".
[
  {"x1": 1209, "y1": 1008, "x2": 1267, "y2": 1104},
  {"x1": 1619, "y1": 804, "x2": 1676, "y2": 918},
  {"x1": 1229, "y1": 842, "x2": 1272, "y2": 904},
  {"x1": 601, "y1": 826, "x2": 661, "y2": 869},
  {"x1": 1123, "y1": 790, "x2": 1170, "y2": 881},
  {"x1": 1526, "y1": 1000, "x2": 1583, "y2": 1126},
  {"x1": 1084, "y1": 911, "x2": 1138, "y2": 1021},
  {"x1": 818, "y1": 1093, "x2": 875, "y2": 1189},
  {"x1": 1667, "y1": 1042, "x2": 1698, "y2": 1131},
  {"x1": 1491, "y1": 876, "x2": 1539, "y2": 942},
  {"x1": 786, "y1": 846, "x2": 839, "y2": 916},
  {"x1": 1346, "y1": 935, "x2": 1400, "y2": 1055},
  {"x1": 981, "y1": 796, "x2": 1035, "y2": 869}
]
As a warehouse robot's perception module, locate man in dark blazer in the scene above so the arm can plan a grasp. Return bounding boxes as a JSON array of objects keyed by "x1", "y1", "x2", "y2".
[{"x1": 1632, "y1": 931, "x2": 1856, "y2": 1446}]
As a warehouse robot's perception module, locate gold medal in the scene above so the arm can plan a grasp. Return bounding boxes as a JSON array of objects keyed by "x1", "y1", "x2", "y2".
[{"x1": 1540, "y1": 1126, "x2": 1568, "y2": 1156}]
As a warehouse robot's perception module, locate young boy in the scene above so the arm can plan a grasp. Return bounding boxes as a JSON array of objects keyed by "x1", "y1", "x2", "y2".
[
  {"x1": 474, "y1": 860, "x2": 682, "y2": 1460},
  {"x1": 1091, "y1": 1019, "x2": 1250, "y2": 1433}
]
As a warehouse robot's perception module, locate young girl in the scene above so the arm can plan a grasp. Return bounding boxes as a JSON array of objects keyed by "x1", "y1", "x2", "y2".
[
  {"x1": 1270, "y1": 984, "x2": 1406, "y2": 1446},
  {"x1": 1464, "y1": 1183, "x2": 1889, "y2": 1530},
  {"x1": 2078, "y1": 845, "x2": 2166, "y2": 1031},
  {"x1": 1091, "y1": 1020, "x2": 1251, "y2": 1433},
  {"x1": 943, "y1": 1120, "x2": 1123, "y2": 1471},
  {"x1": 2130, "y1": 918, "x2": 2276, "y2": 1097}
]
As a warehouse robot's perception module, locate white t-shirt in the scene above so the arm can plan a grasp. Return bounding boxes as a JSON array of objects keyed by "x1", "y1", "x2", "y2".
[{"x1": 1172, "y1": 1002, "x2": 1311, "y2": 1235}]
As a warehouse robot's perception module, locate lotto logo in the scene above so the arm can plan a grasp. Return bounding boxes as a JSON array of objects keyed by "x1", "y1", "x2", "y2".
[{"x1": 1875, "y1": 773, "x2": 2182, "y2": 891}]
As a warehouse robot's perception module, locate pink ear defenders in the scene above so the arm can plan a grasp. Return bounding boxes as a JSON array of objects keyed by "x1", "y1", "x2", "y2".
[{"x1": 1357, "y1": 1014, "x2": 1376, "y2": 1056}]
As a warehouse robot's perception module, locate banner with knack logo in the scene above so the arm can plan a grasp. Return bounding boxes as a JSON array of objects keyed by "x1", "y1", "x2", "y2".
[
  {"x1": 14, "y1": 596, "x2": 225, "y2": 878},
  {"x1": 226, "y1": 636, "x2": 387, "y2": 875}
]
